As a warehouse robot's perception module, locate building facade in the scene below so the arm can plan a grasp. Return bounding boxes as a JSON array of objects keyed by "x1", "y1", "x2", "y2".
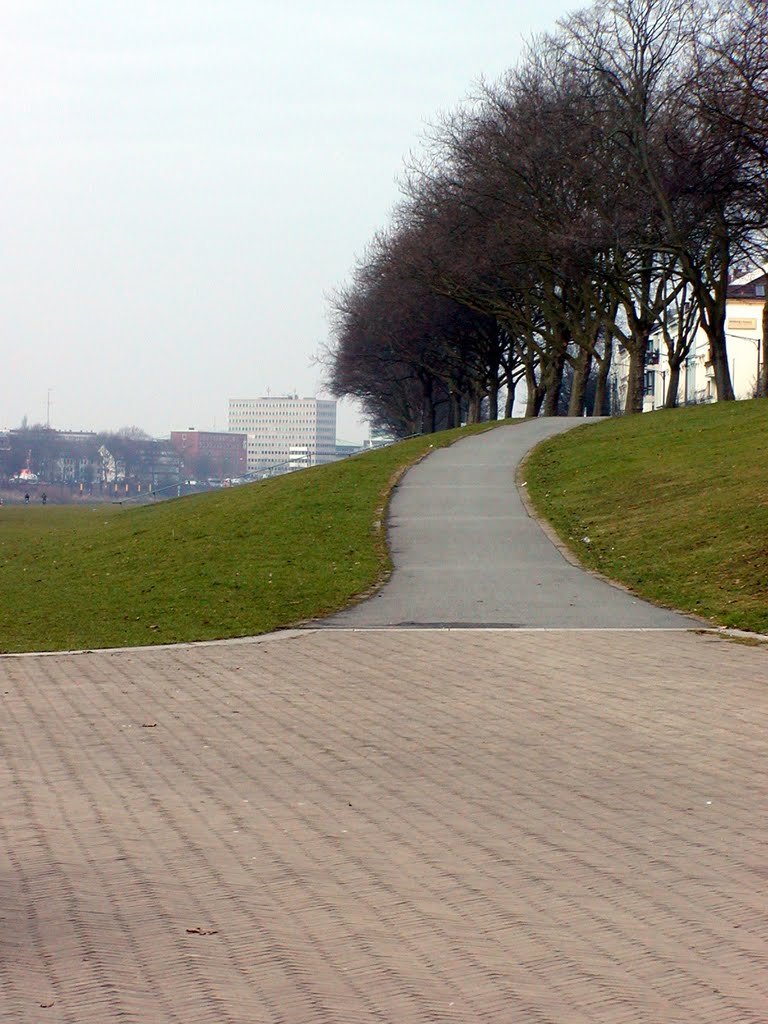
[
  {"x1": 613, "y1": 268, "x2": 767, "y2": 411},
  {"x1": 228, "y1": 396, "x2": 337, "y2": 473},
  {"x1": 0, "y1": 428, "x2": 182, "y2": 495},
  {"x1": 170, "y1": 429, "x2": 247, "y2": 481}
]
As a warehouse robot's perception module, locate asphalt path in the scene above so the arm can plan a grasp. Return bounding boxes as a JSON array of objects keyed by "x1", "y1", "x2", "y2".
[{"x1": 326, "y1": 417, "x2": 696, "y2": 629}]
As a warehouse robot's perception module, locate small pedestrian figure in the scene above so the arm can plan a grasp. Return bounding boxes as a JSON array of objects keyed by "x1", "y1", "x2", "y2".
[
  {"x1": 41, "y1": 492, "x2": 47, "y2": 505},
  {"x1": 24, "y1": 492, "x2": 30, "y2": 504}
]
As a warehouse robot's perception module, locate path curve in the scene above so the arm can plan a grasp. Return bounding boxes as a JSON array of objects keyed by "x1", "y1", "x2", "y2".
[{"x1": 326, "y1": 418, "x2": 696, "y2": 628}]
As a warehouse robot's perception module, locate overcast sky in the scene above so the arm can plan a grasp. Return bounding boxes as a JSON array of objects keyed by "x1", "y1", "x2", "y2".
[{"x1": 1, "y1": 1, "x2": 576, "y2": 442}]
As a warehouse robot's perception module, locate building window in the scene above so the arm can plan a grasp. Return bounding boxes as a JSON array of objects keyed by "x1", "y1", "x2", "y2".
[{"x1": 644, "y1": 370, "x2": 655, "y2": 396}]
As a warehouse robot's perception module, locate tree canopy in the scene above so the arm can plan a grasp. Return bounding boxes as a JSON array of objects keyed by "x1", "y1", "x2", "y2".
[{"x1": 325, "y1": 0, "x2": 768, "y2": 434}]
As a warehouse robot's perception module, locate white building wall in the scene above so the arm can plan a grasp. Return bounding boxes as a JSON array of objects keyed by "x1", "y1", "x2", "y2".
[
  {"x1": 228, "y1": 396, "x2": 338, "y2": 473},
  {"x1": 721, "y1": 301, "x2": 764, "y2": 399},
  {"x1": 613, "y1": 289, "x2": 765, "y2": 411}
]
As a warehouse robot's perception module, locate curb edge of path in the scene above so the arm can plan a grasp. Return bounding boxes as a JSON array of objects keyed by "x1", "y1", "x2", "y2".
[
  {"x1": 303, "y1": 421, "x2": 516, "y2": 624},
  {"x1": 0, "y1": 627, "x2": 320, "y2": 659},
  {"x1": 0, "y1": 424, "x2": 510, "y2": 660},
  {"x1": 515, "y1": 439, "x2": 714, "y2": 630}
]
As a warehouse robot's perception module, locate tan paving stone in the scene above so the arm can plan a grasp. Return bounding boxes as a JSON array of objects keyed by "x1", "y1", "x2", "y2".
[{"x1": 1, "y1": 629, "x2": 766, "y2": 1022}]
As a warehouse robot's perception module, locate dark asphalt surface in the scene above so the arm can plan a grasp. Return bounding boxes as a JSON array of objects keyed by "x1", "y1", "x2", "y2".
[{"x1": 325, "y1": 418, "x2": 696, "y2": 629}]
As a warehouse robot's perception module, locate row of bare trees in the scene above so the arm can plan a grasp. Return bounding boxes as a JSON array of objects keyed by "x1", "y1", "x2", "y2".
[{"x1": 326, "y1": 0, "x2": 768, "y2": 435}]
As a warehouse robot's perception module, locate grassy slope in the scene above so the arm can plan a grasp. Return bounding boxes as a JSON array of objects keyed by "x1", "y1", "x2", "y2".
[
  {"x1": 0, "y1": 423, "x2": 508, "y2": 653},
  {"x1": 524, "y1": 400, "x2": 768, "y2": 633}
]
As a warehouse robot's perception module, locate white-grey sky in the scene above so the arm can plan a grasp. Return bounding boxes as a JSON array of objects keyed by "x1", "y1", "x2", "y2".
[{"x1": 1, "y1": 1, "x2": 576, "y2": 442}]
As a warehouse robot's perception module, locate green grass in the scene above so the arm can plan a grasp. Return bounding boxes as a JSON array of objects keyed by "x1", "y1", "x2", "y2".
[
  {"x1": 0, "y1": 422, "x2": 509, "y2": 653},
  {"x1": 524, "y1": 399, "x2": 768, "y2": 633}
]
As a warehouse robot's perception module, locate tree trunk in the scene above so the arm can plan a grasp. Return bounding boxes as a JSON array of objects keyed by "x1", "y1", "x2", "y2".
[
  {"x1": 467, "y1": 394, "x2": 480, "y2": 424},
  {"x1": 592, "y1": 340, "x2": 613, "y2": 417},
  {"x1": 420, "y1": 377, "x2": 436, "y2": 433},
  {"x1": 664, "y1": 361, "x2": 681, "y2": 409},
  {"x1": 541, "y1": 348, "x2": 566, "y2": 417},
  {"x1": 448, "y1": 392, "x2": 461, "y2": 428},
  {"x1": 444, "y1": 395, "x2": 454, "y2": 429},
  {"x1": 702, "y1": 305, "x2": 735, "y2": 401},
  {"x1": 567, "y1": 349, "x2": 593, "y2": 417},
  {"x1": 709, "y1": 336, "x2": 735, "y2": 401},
  {"x1": 487, "y1": 381, "x2": 499, "y2": 421},
  {"x1": 504, "y1": 382, "x2": 515, "y2": 418},
  {"x1": 524, "y1": 362, "x2": 540, "y2": 418},
  {"x1": 625, "y1": 343, "x2": 647, "y2": 414},
  {"x1": 760, "y1": 299, "x2": 768, "y2": 398}
]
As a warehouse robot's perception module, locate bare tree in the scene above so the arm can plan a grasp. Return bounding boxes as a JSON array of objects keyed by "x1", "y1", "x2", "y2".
[
  {"x1": 657, "y1": 279, "x2": 701, "y2": 406},
  {"x1": 694, "y1": 0, "x2": 768, "y2": 395},
  {"x1": 326, "y1": 229, "x2": 506, "y2": 435},
  {"x1": 115, "y1": 425, "x2": 152, "y2": 440},
  {"x1": 327, "y1": 0, "x2": 765, "y2": 425}
]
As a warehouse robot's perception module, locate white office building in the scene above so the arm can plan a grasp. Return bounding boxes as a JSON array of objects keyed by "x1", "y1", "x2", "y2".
[{"x1": 228, "y1": 396, "x2": 337, "y2": 473}]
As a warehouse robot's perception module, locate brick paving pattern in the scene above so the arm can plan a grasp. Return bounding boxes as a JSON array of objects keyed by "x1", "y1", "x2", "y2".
[{"x1": 1, "y1": 628, "x2": 766, "y2": 1023}]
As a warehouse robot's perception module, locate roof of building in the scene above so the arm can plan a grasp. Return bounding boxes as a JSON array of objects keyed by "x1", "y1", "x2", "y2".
[
  {"x1": 727, "y1": 266, "x2": 767, "y2": 299},
  {"x1": 730, "y1": 265, "x2": 767, "y2": 287}
]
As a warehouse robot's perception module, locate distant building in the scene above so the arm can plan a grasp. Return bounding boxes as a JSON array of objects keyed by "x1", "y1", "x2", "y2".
[
  {"x1": 364, "y1": 427, "x2": 396, "y2": 449},
  {"x1": 170, "y1": 429, "x2": 247, "y2": 480},
  {"x1": 139, "y1": 446, "x2": 182, "y2": 491},
  {"x1": 1, "y1": 428, "x2": 101, "y2": 486},
  {"x1": 613, "y1": 266, "x2": 767, "y2": 410},
  {"x1": 335, "y1": 440, "x2": 363, "y2": 459},
  {"x1": 289, "y1": 445, "x2": 311, "y2": 470},
  {"x1": 0, "y1": 428, "x2": 183, "y2": 495},
  {"x1": 228, "y1": 396, "x2": 337, "y2": 473},
  {"x1": 58, "y1": 431, "x2": 99, "y2": 444}
]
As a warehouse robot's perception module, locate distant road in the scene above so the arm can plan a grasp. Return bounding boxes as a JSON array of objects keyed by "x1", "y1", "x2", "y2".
[{"x1": 325, "y1": 418, "x2": 696, "y2": 629}]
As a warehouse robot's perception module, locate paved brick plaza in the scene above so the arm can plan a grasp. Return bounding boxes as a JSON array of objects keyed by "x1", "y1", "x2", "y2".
[{"x1": 1, "y1": 628, "x2": 766, "y2": 1022}]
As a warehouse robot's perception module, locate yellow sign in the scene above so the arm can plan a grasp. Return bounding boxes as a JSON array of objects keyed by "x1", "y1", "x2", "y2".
[{"x1": 727, "y1": 318, "x2": 757, "y2": 331}]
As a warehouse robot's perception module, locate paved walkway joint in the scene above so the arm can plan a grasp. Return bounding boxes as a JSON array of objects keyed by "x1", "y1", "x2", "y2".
[{"x1": 2, "y1": 629, "x2": 766, "y2": 1022}]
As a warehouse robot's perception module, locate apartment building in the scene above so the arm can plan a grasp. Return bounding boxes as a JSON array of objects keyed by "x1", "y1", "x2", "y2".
[
  {"x1": 613, "y1": 266, "x2": 767, "y2": 411},
  {"x1": 170, "y1": 429, "x2": 247, "y2": 480},
  {"x1": 228, "y1": 396, "x2": 337, "y2": 473}
]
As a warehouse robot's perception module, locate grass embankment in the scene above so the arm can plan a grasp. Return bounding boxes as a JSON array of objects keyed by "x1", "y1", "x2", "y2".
[
  {"x1": 0, "y1": 422, "x2": 507, "y2": 653},
  {"x1": 525, "y1": 399, "x2": 768, "y2": 633}
]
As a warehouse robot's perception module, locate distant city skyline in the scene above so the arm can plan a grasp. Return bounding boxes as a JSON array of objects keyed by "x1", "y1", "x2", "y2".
[{"x1": 1, "y1": 1, "x2": 577, "y2": 442}]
